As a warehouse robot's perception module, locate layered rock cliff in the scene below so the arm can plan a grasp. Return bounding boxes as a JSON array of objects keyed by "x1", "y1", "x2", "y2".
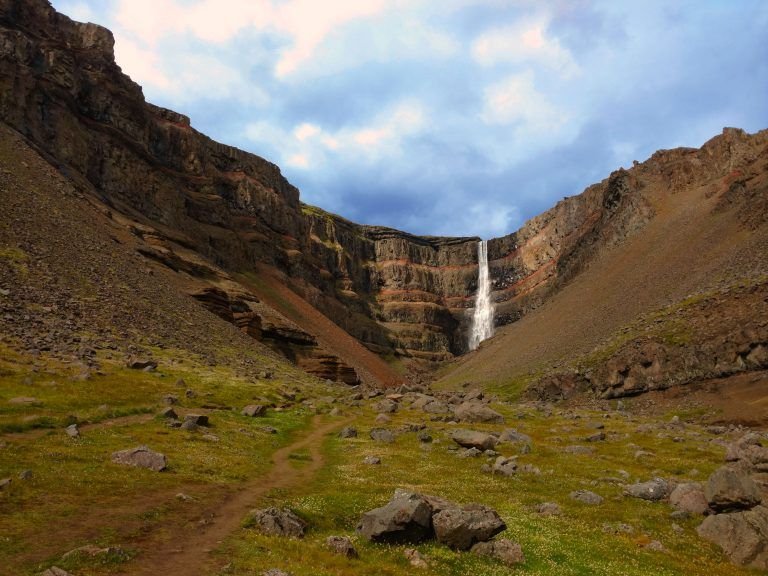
[{"x1": 1, "y1": 0, "x2": 766, "y2": 384}]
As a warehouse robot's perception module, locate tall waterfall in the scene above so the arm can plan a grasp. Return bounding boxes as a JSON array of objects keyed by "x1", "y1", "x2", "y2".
[{"x1": 469, "y1": 240, "x2": 494, "y2": 350}]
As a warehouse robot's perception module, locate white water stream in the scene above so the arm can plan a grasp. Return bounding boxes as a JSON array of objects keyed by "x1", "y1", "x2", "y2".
[{"x1": 469, "y1": 240, "x2": 494, "y2": 350}]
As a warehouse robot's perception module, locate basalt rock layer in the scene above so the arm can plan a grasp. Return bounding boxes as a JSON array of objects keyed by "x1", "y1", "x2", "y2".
[{"x1": 1, "y1": 0, "x2": 767, "y2": 392}]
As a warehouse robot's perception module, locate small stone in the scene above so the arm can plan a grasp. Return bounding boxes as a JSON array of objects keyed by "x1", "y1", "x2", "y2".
[
  {"x1": 369, "y1": 428, "x2": 395, "y2": 443},
  {"x1": 262, "y1": 570, "x2": 291, "y2": 576},
  {"x1": 40, "y1": 567, "x2": 73, "y2": 576},
  {"x1": 160, "y1": 407, "x2": 178, "y2": 419},
  {"x1": 363, "y1": 456, "x2": 381, "y2": 465},
  {"x1": 162, "y1": 394, "x2": 179, "y2": 405},
  {"x1": 184, "y1": 414, "x2": 209, "y2": 426},
  {"x1": 185, "y1": 389, "x2": 197, "y2": 398},
  {"x1": 180, "y1": 420, "x2": 198, "y2": 431},
  {"x1": 536, "y1": 502, "x2": 561, "y2": 516},
  {"x1": 564, "y1": 445, "x2": 594, "y2": 455},
  {"x1": 417, "y1": 431, "x2": 433, "y2": 443},
  {"x1": 493, "y1": 456, "x2": 518, "y2": 476},
  {"x1": 65, "y1": 424, "x2": 80, "y2": 438},
  {"x1": 18, "y1": 470, "x2": 32, "y2": 480},
  {"x1": 458, "y1": 447, "x2": 482, "y2": 458},
  {"x1": 375, "y1": 413, "x2": 391, "y2": 424},
  {"x1": 261, "y1": 426, "x2": 278, "y2": 434},
  {"x1": 246, "y1": 507, "x2": 307, "y2": 538},
  {"x1": 0, "y1": 478, "x2": 11, "y2": 490},
  {"x1": 325, "y1": 535, "x2": 358, "y2": 558},
  {"x1": 176, "y1": 493, "x2": 193, "y2": 501},
  {"x1": 404, "y1": 548, "x2": 429, "y2": 568},
  {"x1": 242, "y1": 404, "x2": 267, "y2": 417},
  {"x1": 202, "y1": 434, "x2": 219, "y2": 442},
  {"x1": 471, "y1": 539, "x2": 525, "y2": 566},
  {"x1": 339, "y1": 426, "x2": 358, "y2": 439},
  {"x1": 624, "y1": 478, "x2": 672, "y2": 501},
  {"x1": 645, "y1": 540, "x2": 665, "y2": 552},
  {"x1": 585, "y1": 432, "x2": 606, "y2": 442},
  {"x1": 570, "y1": 490, "x2": 603, "y2": 505},
  {"x1": 111, "y1": 446, "x2": 167, "y2": 471}
]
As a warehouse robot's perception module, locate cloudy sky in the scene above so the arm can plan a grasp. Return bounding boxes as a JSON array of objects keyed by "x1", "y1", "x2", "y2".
[{"x1": 52, "y1": 0, "x2": 768, "y2": 239}]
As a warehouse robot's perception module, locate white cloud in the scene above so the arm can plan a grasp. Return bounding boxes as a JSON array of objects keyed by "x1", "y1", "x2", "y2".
[
  {"x1": 113, "y1": 34, "x2": 173, "y2": 91},
  {"x1": 58, "y1": 1, "x2": 95, "y2": 22},
  {"x1": 481, "y1": 71, "x2": 568, "y2": 132},
  {"x1": 472, "y1": 17, "x2": 579, "y2": 77}
]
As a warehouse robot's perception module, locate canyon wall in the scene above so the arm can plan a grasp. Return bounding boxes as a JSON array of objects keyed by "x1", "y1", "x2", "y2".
[{"x1": 0, "y1": 0, "x2": 763, "y2": 371}]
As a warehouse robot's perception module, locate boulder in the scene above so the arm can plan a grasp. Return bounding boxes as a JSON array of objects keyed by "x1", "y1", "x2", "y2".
[
  {"x1": 726, "y1": 433, "x2": 768, "y2": 472},
  {"x1": 624, "y1": 478, "x2": 672, "y2": 501},
  {"x1": 570, "y1": 490, "x2": 603, "y2": 505},
  {"x1": 471, "y1": 539, "x2": 525, "y2": 566},
  {"x1": 705, "y1": 466, "x2": 762, "y2": 512},
  {"x1": 242, "y1": 404, "x2": 267, "y2": 417},
  {"x1": 432, "y1": 503, "x2": 507, "y2": 550},
  {"x1": 369, "y1": 428, "x2": 395, "y2": 443},
  {"x1": 246, "y1": 507, "x2": 307, "y2": 538},
  {"x1": 697, "y1": 505, "x2": 768, "y2": 569},
  {"x1": 373, "y1": 399, "x2": 398, "y2": 414},
  {"x1": 669, "y1": 483, "x2": 709, "y2": 515},
  {"x1": 357, "y1": 492, "x2": 433, "y2": 543},
  {"x1": 492, "y1": 456, "x2": 518, "y2": 476},
  {"x1": 325, "y1": 535, "x2": 358, "y2": 558},
  {"x1": 339, "y1": 426, "x2": 358, "y2": 438},
  {"x1": 453, "y1": 401, "x2": 504, "y2": 424},
  {"x1": 451, "y1": 429, "x2": 497, "y2": 451},
  {"x1": 111, "y1": 446, "x2": 167, "y2": 471},
  {"x1": 180, "y1": 420, "x2": 198, "y2": 431},
  {"x1": 499, "y1": 429, "x2": 531, "y2": 444}
]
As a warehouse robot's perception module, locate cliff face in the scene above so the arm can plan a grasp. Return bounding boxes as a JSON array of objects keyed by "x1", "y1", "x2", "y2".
[{"x1": 0, "y1": 0, "x2": 764, "y2": 376}]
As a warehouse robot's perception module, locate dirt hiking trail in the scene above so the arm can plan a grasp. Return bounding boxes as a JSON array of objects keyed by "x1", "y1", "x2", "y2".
[{"x1": 120, "y1": 415, "x2": 351, "y2": 576}]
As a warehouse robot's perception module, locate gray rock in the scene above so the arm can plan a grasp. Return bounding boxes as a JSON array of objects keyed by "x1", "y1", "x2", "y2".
[
  {"x1": 262, "y1": 570, "x2": 292, "y2": 576},
  {"x1": 453, "y1": 401, "x2": 504, "y2": 424},
  {"x1": 457, "y1": 447, "x2": 483, "y2": 458},
  {"x1": 697, "y1": 505, "x2": 768, "y2": 569},
  {"x1": 404, "y1": 548, "x2": 429, "y2": 568},
  {"x1": 339, "y1": 426, "x2": 358, "y2": 438},
  {"x1": 585, "y1": 432, "x2": 606, "y2": 442},
  {"x1": 8, "y1": 397, "x2": 40, "y2": 405},
  {"x1": 111, "y1": 446, "x2": 167, "y2": 472},
  {"x1": 432, "y1": 503, "x2": 506, "y2": 550},
  {"x1": 726, "y1": 433, "x2": 768, "y2": 472},
  {"x1": 624, "y1": 478, "x2": 672, "y2": 501},
  {"x1": 326, "y1": 535, "x2": 358, "y2": 558},
  {"x1": 499, "y1": 429, "x2": 531, "y2": 444},
  {"x1": 471, "y1": 539, "x2": 525, "y2": 566},
  {"x1": 363, "y1": 456, "x2": 381, "y2": 465},
  {"x1": 246, "y1": 507, "x2": 307, "y2": 538},
  {"x1": 160, "y1": 407, "x2": 178, "y2": 419},
  {"x1": 127, "y1": 359, "x2": 157, "y2": 371},
  {"x1": 65, "y1": 424, "x2": 80, "y2": 438},
  {"x1": 184, "y1": 414, "x2": 209, "y2": 426},
  {"x1": 422, "y1": 400, "x2": 451, "y2": 414},
  {"x1": 162, "y1": 394, "x2": 178, "y2": 405},
  {"x1": 669, "y1": 483, "x2": 708, "y2": 515},
  {"x1": 417, "y1": 431, "x2": 433, "y2": 443},
  {"x1": 357, "y1": 492, "x2": 433, "y2": 543},
  {"x1": 242, "y1": 404, "x2": 267, "y2": 417},
  {"x1": 374, "y1": 413, "x2": 391, "y2": 424},
  {"x1": 40, "y1": 567, "x2": 73, "y2": 576},
  {"x1": 369, "y1": 428, "x2": 395, "y2": 443},
  {"x1": 705, "y1": 466, "x2": 762, "y2": 511},
  {"x1": 180, "y1": 420, "x2": 198, "y2": 431},
  {"x1": 536, "y1": 502, "x2": 561, "y2": 516},
  {"x1": 570, "y1": 490, "x2": 603, "y2": 505},
  {"x1": 373, "y1": 399, "x2": 398, "y2": 414},
  {"x1": 18, "y1": 470, "x2": 32, "y2": 480},
  {"x1": 493, "y1": 456, "x2": 518, "y2": 476},
  {"x1": 564, "y1": 445, "x2": 594, "y2": 455},
  {"x1": 451, "y1": 429, "x2": 497, "y2": 451}
]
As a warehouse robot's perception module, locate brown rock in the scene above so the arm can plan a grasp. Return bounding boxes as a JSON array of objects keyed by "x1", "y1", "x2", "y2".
[{"x1": 111, "y1": 446, "x2": 167, "y2": 471}]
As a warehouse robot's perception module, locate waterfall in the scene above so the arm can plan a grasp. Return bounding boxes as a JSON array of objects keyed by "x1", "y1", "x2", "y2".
[{"x1": 469, "y1": 240, "x2": 494, "y2": 350}]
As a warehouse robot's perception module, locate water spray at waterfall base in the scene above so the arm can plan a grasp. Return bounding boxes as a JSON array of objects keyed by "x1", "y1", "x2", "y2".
[{"x1": 469, "y1": 240, "x2": 494, "y2": 350}]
